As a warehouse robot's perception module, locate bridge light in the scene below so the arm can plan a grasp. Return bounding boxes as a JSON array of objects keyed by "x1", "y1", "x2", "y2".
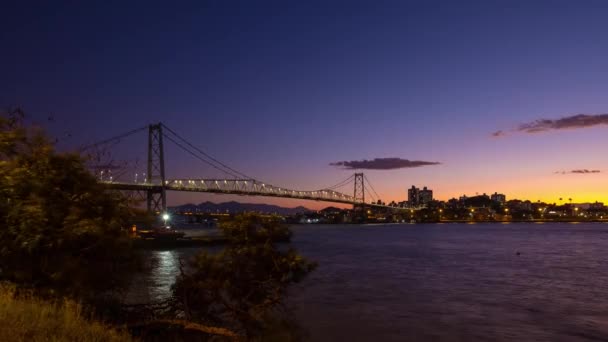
[{"x1": 162, "y1": 213, "x2": 170, "y2": 227}]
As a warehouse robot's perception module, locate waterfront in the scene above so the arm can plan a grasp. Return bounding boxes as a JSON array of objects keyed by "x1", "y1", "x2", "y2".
[{"x1": 134, "y1": 223, "x2": 608, "y2": 341}]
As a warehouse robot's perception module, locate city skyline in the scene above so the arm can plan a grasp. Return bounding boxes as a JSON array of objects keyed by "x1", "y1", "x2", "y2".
[{"x1": 3, "y1": 1, "x2": 608, "y2": 209}]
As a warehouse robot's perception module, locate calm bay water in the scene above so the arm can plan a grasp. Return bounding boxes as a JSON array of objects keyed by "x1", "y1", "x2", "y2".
[{"x1": 133, "y1": 223, "x2": 608, "y2": 341}]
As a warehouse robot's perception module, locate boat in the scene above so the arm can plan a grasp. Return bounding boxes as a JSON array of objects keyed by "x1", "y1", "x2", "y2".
[{"x1": 137, "y1": 227, "x2": 186, "y2": 240}]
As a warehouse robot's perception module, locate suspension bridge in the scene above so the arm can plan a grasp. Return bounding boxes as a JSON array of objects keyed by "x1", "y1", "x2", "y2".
[{"x1": 83, "y1": 123, "x2": 401, "y2": 214}]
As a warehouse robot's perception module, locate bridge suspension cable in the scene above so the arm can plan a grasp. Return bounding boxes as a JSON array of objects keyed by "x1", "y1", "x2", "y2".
[
  {"x1": 364, "y1": 174, "x2": 382, "y2": 201},
  {"x1": 364, "y1": 184, "x2": 378, "y2": 203},
  {"x1": 162, "y1": 132, "x2": 244, "y2": 179},
  {"x1": 162, "y1": 124, "x2": 252, "y2": 180},
  {"x1": 79, "y1": 125, "x2": 149, "y2": 151},
  {"x1": 320, "y1": 174, "x2": 355, "y2": 191}
]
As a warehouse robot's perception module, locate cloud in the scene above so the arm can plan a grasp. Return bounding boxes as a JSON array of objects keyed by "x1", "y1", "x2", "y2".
[
  {"x1": 554, "y1": 169, "x2": 601, "y2": 175},
  {"x1": 330, "y1": 158, "x2": 440, "y2": 170},
  {"x1": 493, "y1": 113, "x2": 608, "y2": 137}
]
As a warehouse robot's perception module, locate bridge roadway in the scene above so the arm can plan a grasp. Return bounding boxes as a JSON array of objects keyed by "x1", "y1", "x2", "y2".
[
  {"x1": 103, "y1": 179, "x2": 356, "y2": 205},
  {"x1": 102, "y1": 179, "x2": 415, "y2": 210}
]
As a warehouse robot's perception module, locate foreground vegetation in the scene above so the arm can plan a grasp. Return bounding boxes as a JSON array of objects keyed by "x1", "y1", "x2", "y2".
[
  {"x1": 0, "y1": 109, "x2": 316, "y2": 340},
  {"x1": 172, "y1": 214, "x2": 316, "y2": 339},
  {"x1": 0, "y1": 109, "x2": 140, "y2": 307},
  {"x1": 0, "y1": 284, "x2": 133, "y2": 342}
]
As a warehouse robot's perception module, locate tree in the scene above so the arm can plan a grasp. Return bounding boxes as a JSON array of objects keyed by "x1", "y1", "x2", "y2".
[
  {"x1": 0, "y1": 109, "x2": 140, "y2": 306},
  {"x1": 171, "y1": 214, "x2": 316, "y2": 339}
]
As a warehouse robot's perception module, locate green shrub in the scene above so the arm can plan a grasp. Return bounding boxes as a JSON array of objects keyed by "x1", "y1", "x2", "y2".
[
  {"x1": 172, "y1": 214, "x2": 316, "y2": 339},
  {"x1": 0, "y1": 110, "x2": 140, "y2": 306}
]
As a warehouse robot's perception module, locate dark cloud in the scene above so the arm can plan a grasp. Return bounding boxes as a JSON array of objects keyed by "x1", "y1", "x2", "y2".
[
  {"x1": 330, "y1": 158, "x2": 440, "y2": 170},
  {"x1": 494, "y1": 113, "x2": 608, "y2": 137},
  {"x1": 554, "y1": 169, "x2": 601, "y2": 175},
  {"x1": 518, "y1": 114, "x2": 608, "y2": 133}
]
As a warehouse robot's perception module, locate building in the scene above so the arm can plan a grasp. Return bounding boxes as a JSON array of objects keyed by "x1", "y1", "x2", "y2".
[
  {"x1": 419, "y1": 187, "x2": 433, "y2": 204},
  {"x1": 447, "y1": 198, "x2": 460, "y2": 209},
  {"x1": 491, "y1": 192, "x2": 506, "y2": 204},
  {"x1": 408, "y1": 186, "x2": 420, "y2": 206},
  {"x1": 507, "y1": 199, "x2": 532, "y2": 211},
  {"x1": 408, "y1": 185, "x2": 433, "y2": 206}
]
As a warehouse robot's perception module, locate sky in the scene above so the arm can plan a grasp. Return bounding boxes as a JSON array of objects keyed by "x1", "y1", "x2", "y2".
[{"x1": 2, "y1": 0, "x2": 608, "y2": 209}]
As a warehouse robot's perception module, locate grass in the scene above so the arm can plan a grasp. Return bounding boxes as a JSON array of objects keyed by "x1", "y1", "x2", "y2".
[{"x1": 0, "y1": 284, "x2": 134, "y2": 342}]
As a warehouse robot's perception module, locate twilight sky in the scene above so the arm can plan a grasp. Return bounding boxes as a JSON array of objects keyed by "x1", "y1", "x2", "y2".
[{"x1": 2, "y1": 0, "x2": 608, "y2": 209}]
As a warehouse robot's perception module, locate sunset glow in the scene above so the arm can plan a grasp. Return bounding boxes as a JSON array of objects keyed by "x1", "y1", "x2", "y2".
[{"x1": 3, "y1": 1, "x2": 608, "y2": 210}]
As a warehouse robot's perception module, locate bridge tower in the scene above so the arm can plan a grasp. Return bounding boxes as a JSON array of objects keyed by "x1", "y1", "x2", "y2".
[
  {"x1": 353, "y1": 173, "x2": 365, "y2": 215},
  {"x1": 146, "y1": 123, "x2": 166, "y2": 214}
]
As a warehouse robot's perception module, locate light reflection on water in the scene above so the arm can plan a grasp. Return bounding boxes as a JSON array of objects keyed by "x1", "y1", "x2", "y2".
[
  {"x1": 131, "y1": 223, "x2": 608, "y2": 341},
  {"x1": 127, "y1": 248, "x2": 196, "y2": 304},
  {"x1": 150, "y1": 250, "x2": 178, "y2": 299}
]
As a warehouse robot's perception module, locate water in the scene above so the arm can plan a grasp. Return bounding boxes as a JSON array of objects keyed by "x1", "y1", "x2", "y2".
[{"x1": 133, "y1": 223, "x2": 608, "y2": 341}]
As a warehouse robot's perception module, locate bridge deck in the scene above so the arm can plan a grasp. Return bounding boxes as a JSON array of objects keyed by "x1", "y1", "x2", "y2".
[{"x1": 103, "y1": 180, "x2": 417, "y2": 210}]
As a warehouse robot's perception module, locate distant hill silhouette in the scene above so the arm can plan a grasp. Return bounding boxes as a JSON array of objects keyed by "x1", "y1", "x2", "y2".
[
  {"x1": 170, "y1": 201, "x2": 312, "y2": 215},
  {"x1": 319, "y1": 206, "x2": 346, "y2": 213}
]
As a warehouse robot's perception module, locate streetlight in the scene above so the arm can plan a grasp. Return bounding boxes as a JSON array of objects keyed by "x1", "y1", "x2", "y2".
[{"x1": 162, "y1": 213, "x2": 170, "y2": 228}]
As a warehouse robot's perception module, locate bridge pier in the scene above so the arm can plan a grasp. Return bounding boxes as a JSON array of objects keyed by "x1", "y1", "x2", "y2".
[
  {"x1": 146, "y1": 123, "x2": 166, "y2": 214},
  {"x1": 353, "y1": 173, "x2": 366, "y2": 222}
]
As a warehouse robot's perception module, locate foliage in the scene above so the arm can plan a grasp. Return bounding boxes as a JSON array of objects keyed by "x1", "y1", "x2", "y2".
[
  {"x1": 0, "y1": 109, "x2": 140, "y2": 305},
  {"x1": 0, "y1": 283, "x2": 134, "y2": 342},
  {"x1": 172, "y1": 214, "x2": 316, "y2": 339}
]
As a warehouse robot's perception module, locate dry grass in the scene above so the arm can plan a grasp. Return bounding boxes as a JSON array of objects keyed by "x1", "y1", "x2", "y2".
[{"x1": 0, "y1": 284, "x2": 134, "y2": 342}]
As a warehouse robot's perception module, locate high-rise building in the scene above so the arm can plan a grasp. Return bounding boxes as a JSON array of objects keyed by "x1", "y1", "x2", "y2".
[
  {"x1": 419, "y1": 186, "x2": 433, "y2": 204},
  {"x1": 491, "y1": 192, "x2": 506, "y2": 203},
  {"x1": 408, "y1": 185, "x2": 433, "y2": 206},
  {"x1": 408, "y1": 186, "x2": 419, "y2": 206}
]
